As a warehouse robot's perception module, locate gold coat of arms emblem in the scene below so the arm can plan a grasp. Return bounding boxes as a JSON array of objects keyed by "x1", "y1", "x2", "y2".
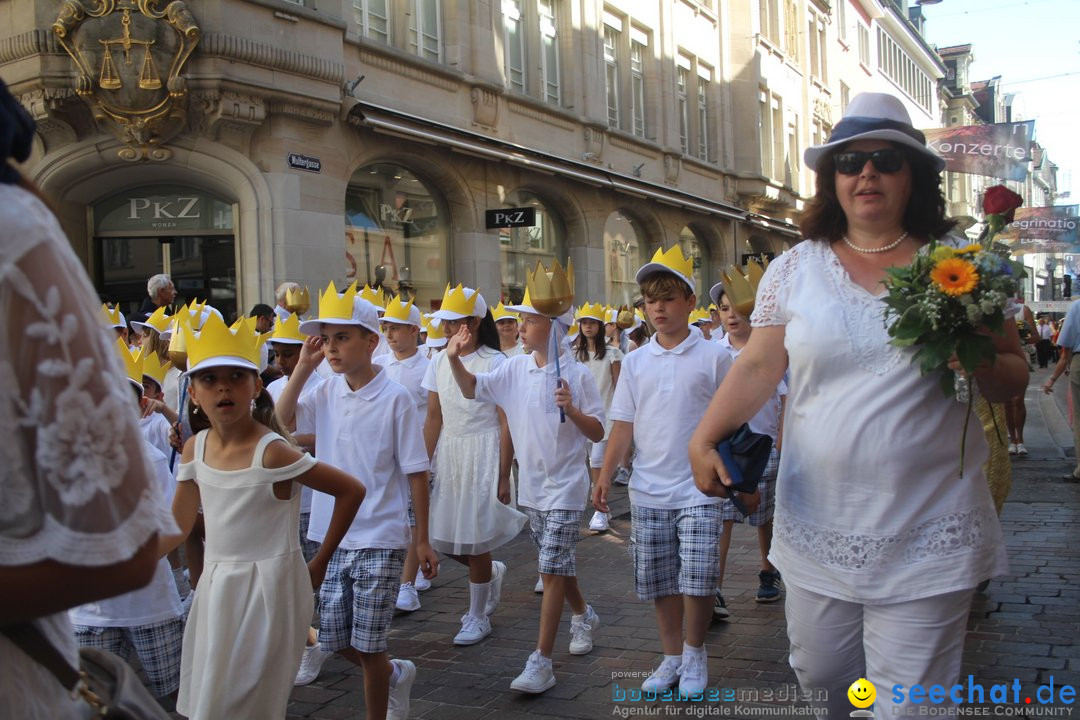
[{"x1": 53, "y1": 0, "x2": 200, "y2": 161}]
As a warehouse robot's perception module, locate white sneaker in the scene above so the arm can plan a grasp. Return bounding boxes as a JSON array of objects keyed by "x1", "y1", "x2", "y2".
[
  {"x1": 294, "y1": 642, "x2": 332, "y2": 686},
  {"x1": 396, "y1": 582, "x2": 421, "y2": 612},
  {"x1": 485, "y1": 560, "x2": 506, "y2": 616},
  {"x1": 510, "y1": 650, "x2": 556, "y2": 693},
  {"x1": 534, "y1": 575, "x2": 544, "y2": 593},
  {"x1": 414, "y1": 571, "x2": 431, "y2": 592},
  {"x1": 387, "y1": 658, "x2": 416, "y2": 720},
  {"x1": 1016, "y1": 443, "x2": 1028, "y2": 456},
  {"x1": 678, "y1": 652, "x2": 709, "y2": 697},
  {"x1": 588, "y1": 511, "x2": 610, "y2": 532},
  {"x1": 453, "y1": 614, "x2": 491, "y2": 645},
  {"x1": 1008, "y1": 442, "x2": 1018, "y2": 455},
  {"x1": 568, "y1": 605, "x2": 600, "y2": 655},
  {"x1": 641, "y1": 657, "x2": 681, "y2": 692}
]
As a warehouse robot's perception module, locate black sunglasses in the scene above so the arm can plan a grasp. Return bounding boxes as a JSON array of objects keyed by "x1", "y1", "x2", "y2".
[{"x1": 833, "y1": 148, "x2": 905, "y2": 175}]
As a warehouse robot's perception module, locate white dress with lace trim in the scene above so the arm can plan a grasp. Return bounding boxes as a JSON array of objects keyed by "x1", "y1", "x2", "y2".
[
  {"x1": 0, "y1": 184, "x2": 177, "y2": 718},
  {"x1": 750, "y1": 240, "x2": 1008, "y2": 603}
]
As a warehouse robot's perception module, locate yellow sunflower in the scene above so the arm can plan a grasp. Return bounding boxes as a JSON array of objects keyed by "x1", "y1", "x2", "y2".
[
  {"x1": 956, "y1": 243, "x2": 983, "y2": 255},
  {"x1": 930, "y1": 258, "x2": 979, "y2": 296},
  {"x1": 930, "y1": 246, "x2": 956, "y2": 262}
]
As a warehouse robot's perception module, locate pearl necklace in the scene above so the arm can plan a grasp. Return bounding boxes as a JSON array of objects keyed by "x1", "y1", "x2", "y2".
[{"x1": 842, "y1": 232, "x2": 909, "y2": 254}]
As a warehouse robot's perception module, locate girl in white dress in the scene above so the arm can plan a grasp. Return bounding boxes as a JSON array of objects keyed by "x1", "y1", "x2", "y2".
[
  {"x1": 161, "y1": 317, "x2": 364, "y2": 720},
  {"x1": 574, "y1": 305, "x2": 623, "y2": 532},
  {"x1": 422, "y1": 286, "x2": 527, "y2": 646}
]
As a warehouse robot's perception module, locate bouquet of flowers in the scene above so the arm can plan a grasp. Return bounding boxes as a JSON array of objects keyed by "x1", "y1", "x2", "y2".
[{"x1": 881, "y1": 185, "x2": 1026, "y2": 471}]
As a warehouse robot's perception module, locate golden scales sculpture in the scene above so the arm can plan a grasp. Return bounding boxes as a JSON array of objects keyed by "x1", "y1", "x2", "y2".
[{"x1": 98, "y1": 9, "x2": 162, "y2": 91}]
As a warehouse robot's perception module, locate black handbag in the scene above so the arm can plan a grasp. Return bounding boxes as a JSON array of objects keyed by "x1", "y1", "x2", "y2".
[
  {"x1": 2, "y1": 622, "x2": 171, "y2": 719},
  {"x1": 715, "y1": 423, "x2": 774, "y2": 516}
]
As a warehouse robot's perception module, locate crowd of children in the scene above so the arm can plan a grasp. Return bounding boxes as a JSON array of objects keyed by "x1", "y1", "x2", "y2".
[{"x1": 87, "y1": 243, "x2": 784, "y2": 718}]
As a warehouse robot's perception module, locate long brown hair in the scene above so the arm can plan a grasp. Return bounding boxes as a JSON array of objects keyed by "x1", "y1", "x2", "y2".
[
  {"x1": 574, "y1": 319, "x2": 607, "y2": 362},
  {"x1": 799, "y1": 143, "x2": 956, "y2": 243}
]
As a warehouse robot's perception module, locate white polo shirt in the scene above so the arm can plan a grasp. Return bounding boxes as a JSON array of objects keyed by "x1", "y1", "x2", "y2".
[
  {"x1": 374, "y1": 349, "x2": 430, "y2": 422},
  {"x1": 608, "y1": 331, "x2": 732, "y2": 509},
  {"x1": 715, "y1": 333, "x2": 787, "y2": 440},
  {"x1": 474, "y1": 352, "x2": 605, "y2": 512},
  {"x1": 298, "y1": 368, "x2": 429, "y2": 550},
  {"x1": 268, "y1": 371, "x2": 324, "y2": 513}
]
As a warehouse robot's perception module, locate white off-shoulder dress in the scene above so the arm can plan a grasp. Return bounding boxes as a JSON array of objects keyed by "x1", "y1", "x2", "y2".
[{"x1": 176, "y1": 430, "x2": 317, "y2": 720}]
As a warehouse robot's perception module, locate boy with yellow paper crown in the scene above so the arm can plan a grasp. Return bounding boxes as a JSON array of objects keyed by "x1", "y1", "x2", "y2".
[
  {"x1": 444, "y1": 282, "x2": 606, "y2": 694},
  {"x1": 374, "y1": 295, "x2": 434, "y2": 612},
  {"x1": 276, "y1": 283, "x2": 437, "y2": 720},
  {"x1": 593, "y1": 246, "x2": 735, "y2": 697}
]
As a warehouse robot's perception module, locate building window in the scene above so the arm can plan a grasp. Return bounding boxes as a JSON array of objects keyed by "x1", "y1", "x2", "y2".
[
  {"x1": 408, "y1": 0, "x2": 441, "y2": 62},
  {"x1": 876, "y1": 28, "x2": 934, "y2": 111},
  {"x1": 836, "y1": 0, "x2": 847, "y2": 42},
  {"x1": 603, "y1": 22, "x2": 621, "y2": 129},
  {"x1": 678, "y1": 226, "x2": 710, "y2": 295},
  {"x1": 787, "y1": 117, "x2": 800, "y2": 191},
  {"x1": 760, "y1": 0, "x2": 780, "y2": 44},
  {"x1": 840, "y1": 81, "x2": 850, "y2": 113},
  {"x1": 809, "y1": 12, "x2": 826, "y2": 81},
  {"x1": 784, "y1": 0, "x2": 800, "y2": 62},
  {"x1": 759, "y1": 89, "x2": 784, "y2": 180},
  {"x1": 538, "y1": 0, "x2": 560, "y2": 104},
  {"x1": 857, "y1": 23, "x2": 869, "y2": 67},
  {"x1": 697, "y1": 65, "x2": 710, "y2": 161},
  {"x1": 677, "y1": 60, "x2": 690, "y2": 155},
  {"x1": 503, "y1": 0, "x2": 526, "y2": 92},
  {"x1": 604, "y1": 211, "x2": 646, "y2": 305},
  {"x1": 630, "y1": 35, "x2": 647, "y2": 137},
  {"x1": 354, "y1": 0, "x2": 390, "y2": 44},
  {"x1": 759, "y1": 90, "x2": 772, "y2": 178},
  {"x1": 499, "y1": 190, "x2": 566, "y2": 303},
  {"x1": 345, "y1": 164, "x2": 449, "y2": 312}
]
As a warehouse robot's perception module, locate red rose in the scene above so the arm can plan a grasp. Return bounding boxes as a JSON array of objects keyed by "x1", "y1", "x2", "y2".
[{"x1": 983, "y1": 185, "x2": 1024, "y2": 223}]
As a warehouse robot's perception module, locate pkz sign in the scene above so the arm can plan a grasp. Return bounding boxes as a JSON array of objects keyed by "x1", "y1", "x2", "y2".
[
  {"x1": 741, "y1": 252, "x2": 775, "y2": 265},
  {"x1": 486, "y1": 207, "x2": 536, "y2": 229}
]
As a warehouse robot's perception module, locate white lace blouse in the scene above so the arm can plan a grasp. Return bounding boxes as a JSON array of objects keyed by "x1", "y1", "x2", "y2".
[
  {"x1": 751, "y1": 240, "x2": 1008, "y2": 603},
  {"x1": 0, "y1": 184, "x2": 176, "y2": 717}
]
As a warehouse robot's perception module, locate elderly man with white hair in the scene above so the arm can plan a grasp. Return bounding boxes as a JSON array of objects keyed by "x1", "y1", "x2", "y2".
[
  {"x1": 138, "y1": 273, "x2": 176, "y2": 317},
  {"x1": 274, "y1": 280, "x2": 302, "y2": 321}
]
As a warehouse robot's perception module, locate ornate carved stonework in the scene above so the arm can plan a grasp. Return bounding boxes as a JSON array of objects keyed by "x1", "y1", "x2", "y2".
[
  {"x1": 189, "y1": 90, "x2": 266, "y2": 155},
  {"x1": 583, "y1": 126, "x2": 604, "y2": 161},
  {"x1": 471, "y1": 86, "x2": 498, "y2": 128},
  {"x1": 52, "y1": 0, "x2": 201, "y2": 161},
  {"x1": 663, "y1": 153, "x2": 680, "y2": 183}
]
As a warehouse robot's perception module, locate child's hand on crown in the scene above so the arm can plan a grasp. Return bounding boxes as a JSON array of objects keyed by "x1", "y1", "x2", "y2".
[{"x1": 553, "y1": 377, "x2": 574, "y2": 410}]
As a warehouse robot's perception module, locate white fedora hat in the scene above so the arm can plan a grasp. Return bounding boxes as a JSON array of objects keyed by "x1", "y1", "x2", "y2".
[{"x1": 804, "y1": 92, "x2": 945, "y2": 173}]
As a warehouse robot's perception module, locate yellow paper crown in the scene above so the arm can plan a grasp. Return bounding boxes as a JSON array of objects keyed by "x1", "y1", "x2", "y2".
[
  {"x1": 424, "y1": 316, "x2": 447, "y2": 341},
  {"x1": 383, "y1": 294, "x2": 418, "y2": 325},
  {"x1": 439, "y1": 284, "x2": 479, "y2": 317},
  {"x1": 491, "y1": 301, "x2": 520, "y2": 322},
  {"x1": 138, "y1": 348, "x2": 172, "y2": 387},
  {"x1": 270, "y1": 313, "x2": 306, "y2": 343},
  {"x1": 719, "y1": 258, "x2": 769, "y2": 317},
  {"x1": 526, "y1": 258, "x2": 574, "y2": 317},
  {"x1": 644, "y1": 246, "x2": 694, "y2": 287},
  {"x1": 186, "y1": 312, "x2": 266, "y2": 373},
  {"x1": 285, "y1": 285, "x2": 311, "y2": 315},
  {"x1": 317, "y1": 281, "x2": 359, "y2": 321},
  {"x1": 360, "y1": 284, "x2": 388, "y2": 309},
  {"x1": 689, "y1": 308, "x2": 711, "y2": 325},
  {"x1": 115, "y1": 337, "x2": 142, "y2": 389},
  {"x1": 578, "y1": 301, "x2": 606, "y2": 322},
  {"x1": 139, "y1": 306, "x2": 172, "y2": 334},
  {"x1": 101, "y1": 303, "x2": 124, "y2": 328}
]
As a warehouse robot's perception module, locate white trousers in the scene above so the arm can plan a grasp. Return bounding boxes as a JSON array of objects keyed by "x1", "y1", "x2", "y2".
[{"x1": 784, "y1": 581, "x2": 975, "y2": 719}]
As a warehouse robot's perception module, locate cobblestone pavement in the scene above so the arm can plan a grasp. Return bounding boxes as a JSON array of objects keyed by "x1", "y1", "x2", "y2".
[{"x1": 278, "y1": 366, "x2": 1079, "y2": 720}]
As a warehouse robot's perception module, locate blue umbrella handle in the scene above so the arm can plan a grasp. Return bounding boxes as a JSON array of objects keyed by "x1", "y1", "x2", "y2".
[{"x1": 554, "y1": 348, "x2": 566, "y2": 423}]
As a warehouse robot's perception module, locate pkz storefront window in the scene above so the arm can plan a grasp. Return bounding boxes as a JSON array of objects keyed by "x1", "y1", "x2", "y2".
[
  {"x1": 499, "y1": 190, "x2": 566, "y2": 304},
  {"x1": 604, "y1": 210, "x2": 646, "y2": 306},
  {"x1": 345, "y1": 163, "x2": 449, "y2": 312}
]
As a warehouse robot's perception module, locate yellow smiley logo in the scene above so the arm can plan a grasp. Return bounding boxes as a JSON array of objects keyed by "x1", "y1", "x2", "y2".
[{"x1": 848, "y1": 678, "x2": 876, "y2": 709}]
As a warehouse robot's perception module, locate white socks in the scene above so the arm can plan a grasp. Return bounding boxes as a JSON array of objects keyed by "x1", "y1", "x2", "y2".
[
  {"x1": 682, "y1": 642, "x2": 706, "y2": 660},
  {"x1": 468, "y1": 580, "x2": 492, "y2": 618}
]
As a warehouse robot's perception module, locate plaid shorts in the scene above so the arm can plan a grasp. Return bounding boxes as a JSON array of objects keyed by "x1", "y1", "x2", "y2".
[
  {"x1": 299, "y1": 511, "x2": 321, "y2": 563},
  {"x1": 318, "y1": 547, "x2": 406, "y2": 654},
  {"x1": 74, "y1": 618, "x2": 184, "y2": 697},
  {"x1": 718, "y1": 447, "x2": 780, "y2": 526},
  {"x1": 522, "y1": 507, "x2": 584, "y2": 576},
  {"x1": 629, "y1": 504, "x2": 723, "y2": 600}
]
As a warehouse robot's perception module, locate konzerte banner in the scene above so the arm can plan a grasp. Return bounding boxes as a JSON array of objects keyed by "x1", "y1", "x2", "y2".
[{"x1": 924, "y1": 121, "x2": 1035, "y2": 181}]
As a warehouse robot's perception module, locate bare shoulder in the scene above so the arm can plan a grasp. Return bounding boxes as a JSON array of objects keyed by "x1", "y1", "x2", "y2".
[
  {"x1": 180, "y1": 435, "x2": 197, "y2": 464},
  {"x1": 260, "y1": 433, "x2": 306, "y2": 469}
]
